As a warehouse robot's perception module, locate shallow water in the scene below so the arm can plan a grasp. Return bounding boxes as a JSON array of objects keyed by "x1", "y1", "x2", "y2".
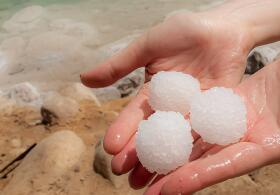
[{"x1": 0, "y1": 0, "x2": 224, "y2": 88}]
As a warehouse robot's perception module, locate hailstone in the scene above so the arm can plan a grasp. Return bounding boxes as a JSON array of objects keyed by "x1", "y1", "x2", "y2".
[
  {"x1": 136, "y1": 111, "x2": 193, "y2": 175},
  {"x1": 148, "y1": 71, "x2": 200, "y2": 115},
  {"x1": 190, "y1": 87, "x2": 247, "y2": 145}
]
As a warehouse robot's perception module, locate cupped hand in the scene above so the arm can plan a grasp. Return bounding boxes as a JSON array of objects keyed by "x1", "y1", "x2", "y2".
[
  {"x1": 80, "y1": 12, "x2": 256, "y2": 194},
  {"x1": 145, "y1": 60, "x2": 280, "y2": 194}
]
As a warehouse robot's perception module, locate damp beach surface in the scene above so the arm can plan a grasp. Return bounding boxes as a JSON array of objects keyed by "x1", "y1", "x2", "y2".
[{"x1": 0, "y1": 0, "x2": 225, "y2": 88}]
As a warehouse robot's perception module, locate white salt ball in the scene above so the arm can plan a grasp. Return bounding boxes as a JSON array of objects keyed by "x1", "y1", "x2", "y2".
[
  {"x1": 190, "y1": 87, "x2": 247, "y2": 145},
  {"x1": 149, "y1": 71, "x2": 200, "y2": 114},
  {"x1": 136, "y1": 111, "x2": 193, "y2": 175}
]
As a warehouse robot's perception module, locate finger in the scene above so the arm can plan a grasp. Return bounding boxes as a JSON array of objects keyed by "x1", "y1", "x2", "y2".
[
  {"x1": 189, "y1": 138, "x2": 215, "y2": 161},
  {"x1": 191, "y1": 130, "x2": 200, "y2": 141},
  {"x1": 144, "y1": 140, "x2": 217, "y2": 194},
  {"x1": 103, "y1": 86, "x2": 153, "y2": 154},
  {"x1": 144, "y1": 175, "x2": 170, "y2": 195},
  {"x1": 201, "y1": 145, "x2": 224, "y2": 158},
  {"x1": 161, "y1": 142, "x2": 269, "y2": 195},
  {"x1": 81, "y1": 36, "x2": 150, "y2": 88},
  {"x1": 129, "y1": 163, "x2": 156, "y2": 189},
  {"x1": 149, "y1": 174, "x2": 165, "y2": 186},
  {"x1": 111, "y1": 135, "x2": 138, "y2": 175},
  {"x1": 144, "y1": 139, "x2": 212, "y2": 195}
]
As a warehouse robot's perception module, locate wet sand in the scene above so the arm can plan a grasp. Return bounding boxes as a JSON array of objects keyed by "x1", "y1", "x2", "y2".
[{"x1": 0, "y1": 98, "x2": 280, "y2": 194}]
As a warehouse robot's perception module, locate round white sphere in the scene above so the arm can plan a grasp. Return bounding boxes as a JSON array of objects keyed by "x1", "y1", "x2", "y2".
[
  {"x1": 136, "y1": 111, "x2": 193, "y2": 175},
  {"x1": 190, "y1": 87, "x2": 247, "y2": 145},
  {"x1": 148, "y1": 71, "x2": 200, "y2": 114}
]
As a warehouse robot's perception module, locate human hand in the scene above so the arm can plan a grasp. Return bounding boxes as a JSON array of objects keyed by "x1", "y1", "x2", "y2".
[
  {"x1": 145, "y1": 60, "x2": 280, "y2": 194},
  {"x1": 80, "y1": 1, "x2": 280, "y2": 194},
  {"x1": 81, "y1": 11, "x2": 252, "y2": 89}
]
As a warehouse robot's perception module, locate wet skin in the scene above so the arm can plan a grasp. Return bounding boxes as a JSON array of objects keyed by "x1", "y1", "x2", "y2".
[{"x1": 81, "y1": 3, "x2": 280, "y2": 195}]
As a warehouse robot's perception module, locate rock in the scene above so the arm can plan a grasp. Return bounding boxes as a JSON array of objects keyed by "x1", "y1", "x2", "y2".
[
  {"x1": 246, "y1": 42, "x2": 280, "y2": 74},
  {"x1": 42, "y1": 92, "x2": 80, "y2": 119},
  {"x1": 21, "y1": 31, "x2": 94, "y2": 81},
  {"x1": 0, "y1": 37, "x2": 26, "y2": 75},
  {"x1": 90, "y1": 68, "x2": 144, "y2": 101},
  {"x1": 113, "y1": 68, "x2": 145, "y2": 97},
  {"x1": 2, "y1": 82, "x2": 42, "y2": 108},
  {"x1": 2, "y1": 6, "x2": 45, "y2": 33},
  {"x1": 24, "y1": 32, "x2": 82, "y2": 67},
  {"x1": 92, "y1": 86, "x2": 121, "y2": 103},
  {"x1": 0, "y1": 51, "x2": 8, "y2": 74},
  {"x1": 246, "y1": 53, "x2": 265, "y2": 74},
  {"x1": 59, "y1": 83, "x2": 101, "y2": 106},
  {"x1": 49, "y1": 18, "x2": 99, "y2": 45},
  {"x1": 2, "y1": 130, "x2": 86, "y2": 195},
  {"x1": 1, "y1": 37, "x2": 26, "y2": 52},
  {"x1": 93, "y1": 139, "x2": 127, "y2": 188}
]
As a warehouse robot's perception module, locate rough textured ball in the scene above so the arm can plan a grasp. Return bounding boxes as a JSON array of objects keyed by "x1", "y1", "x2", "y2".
[
  {"x1": 136, "y1": 111, "x2": 193, "y2": 175},
  {"x1": 148, "y1": 71, "x2": 200, "y2": 114},
  {"x1": 190, "y1": 87, "x2": 247, "y2": 145}
]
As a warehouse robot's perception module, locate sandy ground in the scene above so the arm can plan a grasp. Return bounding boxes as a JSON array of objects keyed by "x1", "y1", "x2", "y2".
[
  {"x1": 0, "y1": 97, "x2": 279, "y2": 195},
  {"x1": 0, "y1": 0, "x2": 280, "y2": 194},
  {"x1": 0, "y1": 97, "x2": 145, "y2": 195}
]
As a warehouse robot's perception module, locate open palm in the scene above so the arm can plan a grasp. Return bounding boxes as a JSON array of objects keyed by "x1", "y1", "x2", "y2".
[
  {"x1": 79, "y1": 13, "x2": 272, "y2": 194},
  {"x1": 145, "y1": 61, "x2": 280, "y2": 195}
]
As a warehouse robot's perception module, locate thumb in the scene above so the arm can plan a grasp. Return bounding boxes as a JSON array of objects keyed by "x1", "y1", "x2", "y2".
[{"x1": 81, "y1": 35, "x2": 151, "y2": 88}]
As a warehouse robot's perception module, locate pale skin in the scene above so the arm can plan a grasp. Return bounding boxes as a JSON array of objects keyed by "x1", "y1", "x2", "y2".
[{"x1": 81, "y1": 0, "x2": 280, "y2": 194}]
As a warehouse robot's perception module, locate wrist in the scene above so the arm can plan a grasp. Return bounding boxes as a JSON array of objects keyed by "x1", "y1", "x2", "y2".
[{"x1": 204, "y1": 0, "x2": 280, "y2": 46}]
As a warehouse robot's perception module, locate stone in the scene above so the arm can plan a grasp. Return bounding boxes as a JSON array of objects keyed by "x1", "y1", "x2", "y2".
[
  {"x1": 93, "y1": 68, "x2": 145, "y2": 102},
  {"x1": 113, "y1": 68, "x2": 145, "y2": 97},
  {"x1": 59, "y1": 83, "x2": 101, "y2": 106},
  {"x1": 49, "y1": 18, "x2": 99, "y2": 45},
  {"x1": 0, "y1": 37, "x2": 26, "y2": 76},
  {"x1": 0, "y1": 51, "x2": 8, "y2": 74},
  {"x1": 2, "y1": 6, "x2": 45, "y2": 33},
  {"x1": 2, "y1": 82, "x2": 42, "y2": 108},
  {"x1": 1, "y1": 130, "x2": 86, "y2": 195},
  {"x1": 42, "y1": 92, "x2": 80, "y2": 119},
  {"x1": 92, "y1": 86, "x2": 121, "y2": 103},
  {"x1": 93, "y1": 139, "x2": 127, "y2": 188},
  {"x1": 21, "y1": 31, "x2": 94, "y2": 82},
  {"x1": 246, "y1": 42, "x2": 280, "y2": 74},
  {"x1": 24, "y1": 31, "x2": 81, "y2": 67}
]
